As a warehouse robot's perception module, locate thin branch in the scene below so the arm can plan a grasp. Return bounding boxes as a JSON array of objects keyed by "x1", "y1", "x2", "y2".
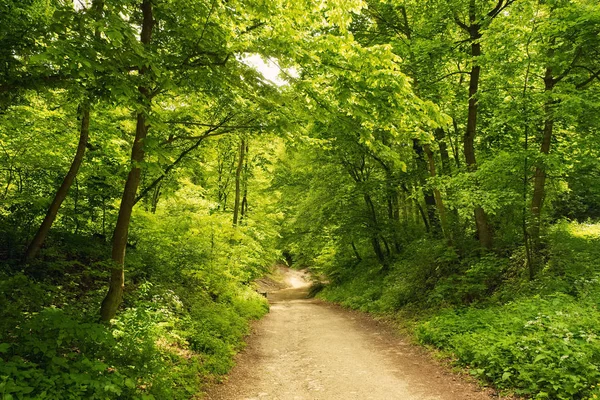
[
  {"x1": 166, "y1": 121, "x2": 261, "y2": 130},
  {"x1": 488, "y1": 0, "x2": 517, "y2": 20},
  {"x1": 134, "y1": 126, "x2": 234, "y2": 205},
  {"x1": 573, "y1": 65, "x2": 600, "y2": 89},
  {"x1": 428, "y1": 70, "x2": 471, "y2": 85},
  {"x1": 554, "y1": 48, "x2": 582, "y2": 84},
  {"x1": 453, "y1": 14, "x2": 470, "y2": 32}
]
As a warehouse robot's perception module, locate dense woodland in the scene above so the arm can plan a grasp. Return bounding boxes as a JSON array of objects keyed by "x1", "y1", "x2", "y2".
[{"x1": 1, "y1": 0, "x2": 600, "y2": 398}]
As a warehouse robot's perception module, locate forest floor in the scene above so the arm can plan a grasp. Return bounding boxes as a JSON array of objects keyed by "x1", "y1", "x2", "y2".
[{"x1": 204, "y1": 267, "x2": 511, "y2": 400}]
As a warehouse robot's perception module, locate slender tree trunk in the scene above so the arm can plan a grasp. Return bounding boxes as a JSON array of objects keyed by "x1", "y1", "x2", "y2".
[
  {"x1": 424, "y1": 143, "x2": 449, "y2": 239},
  {"x1": 233, "y1": 138, "x2": 245, "y2": 226},
  {"x1": 413, "y1": 140, "x2": 440, "y2": 235},
  {"x1": 434, "y1": 128, "x2": 452, "y2": 175},
  {"x1": 100, "y1": 0, "x2": 154, "y2": 321},
  {"x1": 450, "y1": 119, "x2": 461, "y2": 169},
  {"x1": 416, "y1": 199, "x2": 430, "y2": 232},
  {"x1": 24, "y1": 103, "x2": 90, "y2": 262},
  {"x1": 381, "y1": 235, "x2": 391, "y2": 257},
  {"x1": 530, "y1": 67, "x2": 556, "y2": 249},
  {"x1": 464, "y1": 19, "x2": 492, "y2": 249},
  {"x1": 22, "y1": 0, "x2": 105, "y2": 260},
  {"x1": 73, "y1": 178, "x2": 80, "y2": 234},
  {"x1": 351, "y1": 241, "x2": 362, "y2": 262},
  {"x1": 150, "y1": 180, "x2": 161, "y2": 214},
  {"x1": 363, "y1": 193, "x2": 386, "y2": 265},
  {"x1": 240, "y1": 141, "x2": 249, "y2": 222}
]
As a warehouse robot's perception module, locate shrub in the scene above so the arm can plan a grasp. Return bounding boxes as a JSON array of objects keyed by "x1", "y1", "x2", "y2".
[{"x1": 416, "y1": 295, "x2": 600, "y2": 399}]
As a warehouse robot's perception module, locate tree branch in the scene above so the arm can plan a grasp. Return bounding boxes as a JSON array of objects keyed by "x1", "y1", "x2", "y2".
[
  {"x1": 453, "y1": 14, "x2": 470, "y2": 32},
  {"x1": 573, "y1": 65, "x2": 600, "y2": 89}
]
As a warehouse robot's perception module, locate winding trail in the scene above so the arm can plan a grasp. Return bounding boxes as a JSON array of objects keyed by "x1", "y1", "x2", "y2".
[{"x1": 205, "y1": 268, "x2": 496, "y2": 400}]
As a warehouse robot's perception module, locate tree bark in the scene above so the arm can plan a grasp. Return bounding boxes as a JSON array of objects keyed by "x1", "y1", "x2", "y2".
[
  {"x1": 530, "y1": 67, "x2": 555, "y2": 248},
  {"x1": 22, "y1": 0, "x2": 105, "y2": 262},
  {"x1": 240, "y1": 141, "x2": 249, "y2": 222},
  {"x1": 24, "y1": 103, "x2": 90, "y2": 262},
  {"x1": 100, "y1": 0, "x2": 153, "y2": 321},
  {"x1": 232, "y1": 138, "x2": 245, "y2": 226},
  {"x1": 351, "y1": 241, "x2": 362, "y2": 262},
  {"x1": 424, "y1": 143, "x2": 449, "y2": 239},
  {"x1": 434, "y1": 128, "x2": 452, "y2": 176},
  {"x1": 150, "y1": 180, "x2": 161, "y2": 214},
  {"x1": 464, "y1": 17, "x2": 493, "y2": 249},
  {"x1": 413, "y1": 140, "x2": 440, "y2": 235},
  {"x1": 364, "y1": 193, "x2": 386, "y2": 265}
]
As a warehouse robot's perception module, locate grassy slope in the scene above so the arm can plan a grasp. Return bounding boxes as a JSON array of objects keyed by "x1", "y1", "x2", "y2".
[{"x1": 0, "y1": 236, "x2": 269, "y2": 400}]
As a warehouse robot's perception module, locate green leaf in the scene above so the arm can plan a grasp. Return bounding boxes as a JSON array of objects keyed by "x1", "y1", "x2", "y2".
[{"x1": 534, "y1": 354, "x2": 546, "y2": 363}]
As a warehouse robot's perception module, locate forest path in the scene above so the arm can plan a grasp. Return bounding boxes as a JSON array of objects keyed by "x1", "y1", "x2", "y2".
[{"x1": 204, "y1": 267, "x2": 495, "y2": 400}]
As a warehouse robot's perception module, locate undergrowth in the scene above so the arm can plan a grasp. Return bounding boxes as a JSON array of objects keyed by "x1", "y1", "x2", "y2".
[
  {"x1": 0, "y1": 202, "x2": 273, "y2": 399},
  {"x1": 319, "y1": 221, "x2": 600, "y2": 399}
]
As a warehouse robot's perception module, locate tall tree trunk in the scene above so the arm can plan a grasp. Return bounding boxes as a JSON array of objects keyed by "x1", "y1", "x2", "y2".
[
  {"x1": 22, "y1": 0, "x2": 104, "y2": 263},
  {"x1": 23, "y1": 103, "x2": 90, "y2": 262},
  {"x1": 363, "y1": 193, "x2": 386, "y2": 265},
  {"x1": 413, "y1": 140, "x2": 440, "y2": 235},
  {"x1": 150, "y1": 180, "x2": 162, "y2": 214},
  {"x1": 100, "y1": 0, "x2": 154, "y2": 321},
  {"x1": 434, "y1": 128, "x2": 460, "y2": 240},
  {"x1": 400, "y1": 189, "x2": 409, "y2": 223},
  {"x1": 232, "y1": 138, "x2": 245, "y2": 226},
  {"x1": 424, "y1": 143, "x2": 449, "y2": 239},
  {"x1": 530, "y1": 67, "x2": 556, "y2": 249},
  {"x1": 464, "y1": 18, "x2": 492, "y2": 249},
  {"x1": 434, "y1": 128, "x2": 452, "y2": 176},
  {"x1": 351, "y1": 241, "x2": 362, "y2": 262},
  {"x1": 416, "y1": 198, "x2": 429, "y2": 232},
  {"x1": 240, "y1": 141, "x2": 249, "y2": 222}
]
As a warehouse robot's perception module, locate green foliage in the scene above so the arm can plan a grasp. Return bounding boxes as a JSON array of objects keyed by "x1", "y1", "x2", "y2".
[
  {"x1": 0, "y1": 246, "x2": 269, "y2": 399},
  {"x1": 0, "y1": 285, "x2": 267, "y2": 399},
  {"x1": 416, "y1": 295, "x2": 600, "y2": 399},
  {"x1": 0, "y1": 129, "x2": 277, "y2": 397},
  {"x1": 318, "y1": 221, "x2": 600, "y2": 399},
  {"x1": 1, "y1": 0, "x2": 600, "y2": 398}
]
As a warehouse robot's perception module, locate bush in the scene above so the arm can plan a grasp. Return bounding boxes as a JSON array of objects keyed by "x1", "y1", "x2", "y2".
[
  {"x1": 0, "y1": 281, "x2": 268, "y2": 399},
  {"x1": 416, "y1": 295, "x2": 600, "y2": 399}
]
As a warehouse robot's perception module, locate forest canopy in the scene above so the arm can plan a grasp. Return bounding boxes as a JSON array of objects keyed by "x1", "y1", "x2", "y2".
[{"x1": 1, "y1": 0, "x2": 600, "y2": 398}]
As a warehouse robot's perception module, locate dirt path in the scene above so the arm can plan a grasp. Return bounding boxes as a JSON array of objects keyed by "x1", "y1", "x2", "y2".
[{"x1": 205, "y1": 268, "x2": 496, "y2": 400}]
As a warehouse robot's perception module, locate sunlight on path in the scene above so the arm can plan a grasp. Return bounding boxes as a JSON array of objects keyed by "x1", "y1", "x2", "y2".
[{"x1": 205, "y1": 268, "x2": 493, "y2": 400}]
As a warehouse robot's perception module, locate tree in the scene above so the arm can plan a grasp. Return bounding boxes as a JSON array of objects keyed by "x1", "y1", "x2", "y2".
[{"x1": 24, "y1": 0, "x2": 106, "y2": 261}]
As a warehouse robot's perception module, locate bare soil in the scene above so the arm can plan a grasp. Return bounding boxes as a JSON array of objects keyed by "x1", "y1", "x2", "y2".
[{"x1": 204, "y1": 267, "x2": 505, "y2": 400}]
